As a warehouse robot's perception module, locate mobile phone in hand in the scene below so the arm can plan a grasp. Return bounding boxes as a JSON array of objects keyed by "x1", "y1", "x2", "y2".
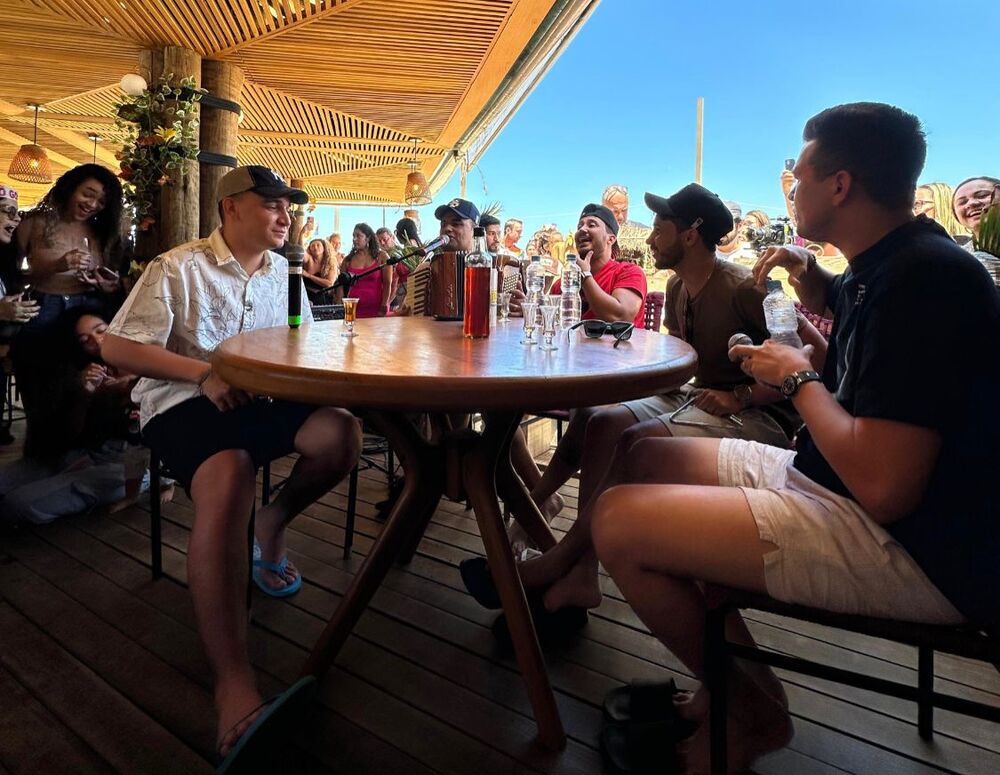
[
  {"x1": 97, "y1": 266, "x2": 119, "y2": 281},
  {"x1": 784, "y1": 158, "x2": 796, "y2": 172}
]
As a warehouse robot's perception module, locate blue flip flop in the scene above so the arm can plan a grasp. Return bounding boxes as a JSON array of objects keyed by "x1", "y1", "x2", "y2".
[
  {"x1": 252, "y1": 540, "x2": 303, "y2": 598},
  {"x1": 252, "y1": 556, "x2": 302, "y2": 597},
  {"x1": 216, "y1": 676, "x2": 318, "y2": 774}
]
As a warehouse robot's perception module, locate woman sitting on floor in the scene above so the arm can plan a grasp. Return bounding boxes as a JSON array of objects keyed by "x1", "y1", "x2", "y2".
[{"x1": 0, "y1": 309, "x2": 143, "y2": 525}]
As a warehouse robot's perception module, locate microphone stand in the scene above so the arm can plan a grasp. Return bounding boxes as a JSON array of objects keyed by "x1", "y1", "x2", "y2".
[{"x1": 314, "y1": 245, "x2": 428, "y2": 303}]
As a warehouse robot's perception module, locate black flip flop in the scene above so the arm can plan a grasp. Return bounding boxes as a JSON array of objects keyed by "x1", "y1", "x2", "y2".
[
  {"x1": 603, "y1": 678, "x2": 680, "y2": 723},
  {"x1": 491, "y1": 596, "x2": 588, "y2": 649},
  {"x1": 600, "y1": 717, "x2": 682, "y2": 775},
  {"x1": 216, "y1": 676, "x2": 318, "y2": 774},
  {"x1": 459, "y1": 557, "x2": 503, "y2": 609}
]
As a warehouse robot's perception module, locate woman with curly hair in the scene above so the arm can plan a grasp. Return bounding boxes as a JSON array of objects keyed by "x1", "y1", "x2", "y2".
[
  {"x1": 302, "y1": 237, "x2": 339, "y2": 303},
  {"x1": 13, "y1": 163, "x2": 124, "y2": 330},
  {"x1": 338, "y1": 222, "x2": 391, "y2": 316},
  {"x1": 914, "y1": 182, "x2": 969, "y2": 240}
]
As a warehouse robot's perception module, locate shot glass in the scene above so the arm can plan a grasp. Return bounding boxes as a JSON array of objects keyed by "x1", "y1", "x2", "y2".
[
  {"x1": 539, "y1": 304, "x2": 558, "y2": 351},
  {"x1": 521, "y1": 301, "x2": 538, "y2": 345},
  {"x1": 545, "y1": 294, "x2": 561, "y2": 329},
  {"x1": 342, "y1": 297, "x2": 359, "y2": 337},
  {"x1": 498, "y1": 291, "x2": 512, "y2": 322}
]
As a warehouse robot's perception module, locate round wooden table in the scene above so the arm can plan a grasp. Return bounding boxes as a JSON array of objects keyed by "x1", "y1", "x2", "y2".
[{"x1": 214, "y1": 316, "x2": 697, "y2": 750}]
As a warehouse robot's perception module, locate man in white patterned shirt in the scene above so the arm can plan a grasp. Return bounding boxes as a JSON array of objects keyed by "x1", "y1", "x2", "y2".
[{"x1": 104, "y1": 166, "x2": 361, "y2": 764}]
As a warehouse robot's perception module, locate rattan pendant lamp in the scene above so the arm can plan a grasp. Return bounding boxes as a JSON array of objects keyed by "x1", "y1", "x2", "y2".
[
  {"x1": 403, "y1": 137, "x2": 431, "y2": 206},
  {"x1": 8, "y1": 104, "x2": 52, "y2": 184}
]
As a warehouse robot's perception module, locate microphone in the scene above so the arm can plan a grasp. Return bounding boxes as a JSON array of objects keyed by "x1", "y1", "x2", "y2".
[
  {"x1": 728, "y1": 332, "x2": 753, "y2": 362},
  {"x1": 287, "y1": 243, "x2": 304, "y2": 328},
  {"x1": 410, "y1": 233, "x2": 451, "y2": 259}
]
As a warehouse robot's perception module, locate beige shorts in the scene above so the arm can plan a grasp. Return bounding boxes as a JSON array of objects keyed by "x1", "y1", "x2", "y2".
[
  {"x1": 622, "y1": 387, "x2": 791, "y2": 449},
  {"x1": 717, "y1": 438, "x2": 964, "y2": 624}
]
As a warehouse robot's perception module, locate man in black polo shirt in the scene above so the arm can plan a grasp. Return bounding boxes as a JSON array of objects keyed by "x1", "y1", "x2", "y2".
[{"x1": 589, "y1": 102, "x2": 1000, "y2": 773}]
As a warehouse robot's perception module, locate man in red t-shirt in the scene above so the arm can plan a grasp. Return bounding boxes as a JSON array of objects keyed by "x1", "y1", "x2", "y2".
[
  {"x1": 549, "y1": 203, "x2": 647, "y2": 327},
  {"x1": 511, "y1": 203, "x2": 647, "y2": 327}
]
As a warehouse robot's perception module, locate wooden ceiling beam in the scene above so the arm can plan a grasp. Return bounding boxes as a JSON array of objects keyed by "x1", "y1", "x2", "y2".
[
  {"x1": 238, "y1": 129, "x2": 444, "y2": 151},
  {"x1": 0, "y1": 125, "x2": 89, "y2": 172},
  {"x1": 214, "y1": 0, "x2": 369, "y2": 57}
]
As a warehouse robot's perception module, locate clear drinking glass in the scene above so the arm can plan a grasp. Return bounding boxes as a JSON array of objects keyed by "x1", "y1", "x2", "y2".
[
  {"x1": 521, "y1": 301, "x2": 538, "y2": 345},
  {"x1": 498, "y1": 291, "x2": 512, "y2": 322},
  {"x1": 539, "y1": 304, "x2": 558, "y2": 350},
  {"x1": 342, "y1": 297, "x2": 359, "y2": 337},
  {"x1": 545, "y1": 293, "x2": 561, "y2": 329}
]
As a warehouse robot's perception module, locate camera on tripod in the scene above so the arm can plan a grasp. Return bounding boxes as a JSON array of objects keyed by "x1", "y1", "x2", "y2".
[{"x1": 744, "y1": 217, "x2": 793, "y2": 252}]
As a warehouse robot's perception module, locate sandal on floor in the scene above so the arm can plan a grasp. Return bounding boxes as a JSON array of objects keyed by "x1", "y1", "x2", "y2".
[
  {"x1": 216, "y1": 676, "x2": 317, "y2": 774},
  {"x1": 600, "y1": 717, "x2": 682, "y2": 775},
  {"x1": 490, "y1": 595, "x2": 588, "y2": 650},
  {"x1": 603, "y1": 678, "x2": 696, "y2": 728},
  {"x1": 459, "y1": 557, "x2": 503, "y2": 609}
]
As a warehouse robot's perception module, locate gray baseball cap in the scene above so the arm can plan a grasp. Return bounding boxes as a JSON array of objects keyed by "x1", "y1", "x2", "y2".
[{"x1": 216, "y1": 165, "x2": 308, "y2": 205}]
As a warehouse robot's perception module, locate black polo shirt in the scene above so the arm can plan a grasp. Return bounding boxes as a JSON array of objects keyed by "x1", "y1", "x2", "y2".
[{"x1": 793, "y1": 217, "x2": 1000, "y2": 632}]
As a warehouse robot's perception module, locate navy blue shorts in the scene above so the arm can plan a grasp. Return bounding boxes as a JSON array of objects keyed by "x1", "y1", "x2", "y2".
[{"x1": 142, "y1": 396, "x2": 317, "y2": 491}]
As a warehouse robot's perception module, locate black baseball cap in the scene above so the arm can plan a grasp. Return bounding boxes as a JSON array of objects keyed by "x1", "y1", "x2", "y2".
[
  {"x1": 434, "y1": 197, "x2": 480, "y2": 223},
  {"x1": 478, "y1": 213, "x2": 500, "y2": 228},
  {"x1": 578, "y1": 203, "x2": 619, "y2": 236},
  {"x1": 644, "y1": 184, "x2": 734, "y2": 245},
  {"x1": 217, "y1": 165, "x2": 308, "y2": 205}
]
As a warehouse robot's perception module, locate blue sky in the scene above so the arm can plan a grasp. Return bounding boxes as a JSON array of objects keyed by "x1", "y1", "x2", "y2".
[{"x1": 314, "y1": 0, "x2": 1000, "y2": 244}]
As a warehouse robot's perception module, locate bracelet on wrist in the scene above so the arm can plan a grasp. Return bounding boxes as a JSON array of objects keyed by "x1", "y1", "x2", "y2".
[{"x1": 197, "y1": 368, "x2": 212, "y2": 393}]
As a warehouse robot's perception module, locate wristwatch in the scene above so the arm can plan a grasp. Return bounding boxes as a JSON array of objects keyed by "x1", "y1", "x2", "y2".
[
  {"x1": 732, "y1": 383, "x2": 753, "y2": 409},
  {"x1": 581, "y1": 271, "x2": 593, "y2": 281},
  {"x1": 780, "y1": 370, "x2": 821, "y2": 398}
]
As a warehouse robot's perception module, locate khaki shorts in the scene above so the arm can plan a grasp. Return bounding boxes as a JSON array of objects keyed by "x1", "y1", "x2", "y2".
[
  {"x1": 718, "y1": 438, "x2": 963, "y2": 624},
  {"x1": 622, "y1": 386, "x2": 791, "y2": 449}
]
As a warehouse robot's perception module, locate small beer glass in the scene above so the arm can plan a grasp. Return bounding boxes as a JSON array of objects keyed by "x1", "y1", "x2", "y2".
[{"x1": 342, "y1": 297, "x2": 359, "y2": 337}]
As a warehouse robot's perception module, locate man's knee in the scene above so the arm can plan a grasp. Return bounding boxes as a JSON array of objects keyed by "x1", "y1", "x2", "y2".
[
  {"x1": 191, "y1": 449, "x2": 256, "y2": 495},
  {"x1": 591, "y1": 486, "x2": 639, "y2": 568},
  {"x1": 586, "y1": 405, "x2": 638, "y2": 447},
  {"x1": 295, "y1": 407, "x2": 362, "y2": 466}
]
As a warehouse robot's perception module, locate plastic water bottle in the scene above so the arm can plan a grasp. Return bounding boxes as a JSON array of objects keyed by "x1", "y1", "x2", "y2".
[
  {"x1": 560, "y1": 254, "x2": 582, "y2": 330},
  {"x1": 762, "y1": 279, "x2": 802, "y2": 347},
  {"x1": 525, "y1": 255, "x2": 545, "y2": 306}
]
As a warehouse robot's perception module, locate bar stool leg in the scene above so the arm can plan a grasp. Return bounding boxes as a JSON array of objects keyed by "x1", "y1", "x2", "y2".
[
  {"x1": 150, "y1": 451, "x2": 163, "y2": 580},
  {"x1": 706, "y1": 605, "x2": 728, "y2": 775},
  {"x1": 344, "y1": 465, "x2": 358, "y2": 560},
  {"x1": 918, "y1": 645, "x2": 934, "y2": 739},
  {"x1": 262, "y1": 460, "x2": 271, "y2": 506}
]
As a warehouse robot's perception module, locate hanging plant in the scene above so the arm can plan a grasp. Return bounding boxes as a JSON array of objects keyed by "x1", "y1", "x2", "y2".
[{"x1": 114, "y1": 74, "x2": 205, "y2": 231}]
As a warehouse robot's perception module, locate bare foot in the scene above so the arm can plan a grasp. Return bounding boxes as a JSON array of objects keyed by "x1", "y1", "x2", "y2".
[
  {"x1": 215, "y1": 680, "x2": 266, "y2": 758},
  {"x1": 540, "y1": 491, "x2": 565, "y2": 521},
  {"x1": 541, "y1": 555, "x2": 602, "y2": 611},
  {"x1": 677, "y1": 683, "x2": 793, "y2": 774}
]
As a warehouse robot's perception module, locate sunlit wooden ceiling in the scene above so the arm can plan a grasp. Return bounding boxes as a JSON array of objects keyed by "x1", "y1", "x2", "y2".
[{"x1": 1, "y1": 0, "x2": 598, "y2": 206}]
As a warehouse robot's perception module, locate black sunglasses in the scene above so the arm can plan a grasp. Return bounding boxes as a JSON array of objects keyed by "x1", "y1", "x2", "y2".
[{"x1": 570, "y1": 319, "x2": 635, "y2": 348}]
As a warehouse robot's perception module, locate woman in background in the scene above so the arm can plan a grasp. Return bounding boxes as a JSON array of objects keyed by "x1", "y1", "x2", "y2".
[
  {"x1": 303, "y1": 237, "x2": 339, "y2": 304},
  {"x1": 914, "y1": 182, "x2": 969, "y2": 241},
  {"x1": 338, "y1": 223, "x2": 391, "y2": 317}
]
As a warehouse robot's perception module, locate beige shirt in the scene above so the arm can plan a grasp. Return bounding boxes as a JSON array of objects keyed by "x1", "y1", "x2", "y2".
[{"x1": 108, "y1": 228, "x2": 311, "y2": 428}]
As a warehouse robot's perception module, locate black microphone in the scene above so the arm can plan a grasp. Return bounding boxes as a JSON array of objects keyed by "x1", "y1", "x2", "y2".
[
  {"x1": 728, "y1": 332, "x2": 753, "y2": 362},
  {"x1": 287, "y1": 244, "x2": 304, "y2": 328}
]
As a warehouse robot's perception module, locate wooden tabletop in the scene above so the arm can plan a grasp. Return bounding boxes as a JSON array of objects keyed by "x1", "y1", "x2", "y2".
[{"x1": 213, "y1": 317, "x2": 697, "y2": 412}]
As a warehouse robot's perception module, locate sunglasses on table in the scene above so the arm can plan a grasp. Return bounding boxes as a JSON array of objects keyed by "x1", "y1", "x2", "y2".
[{"x1": 568, "y1": 319, "x2": 634, "y2": 347}]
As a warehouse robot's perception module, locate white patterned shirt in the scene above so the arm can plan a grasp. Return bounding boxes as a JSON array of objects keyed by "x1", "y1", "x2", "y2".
[{"x1": 108, "y1": 228, "x2": 312, "y2": 428}]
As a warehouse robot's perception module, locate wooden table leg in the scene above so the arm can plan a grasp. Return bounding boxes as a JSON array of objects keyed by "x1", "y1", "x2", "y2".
[
  {"x1": 494, "y1": 416, "x2": 557, "y2": 553},
  {"x1": 465, "y1": 411, "x2": 566, "y2": 751},
  {"x1": 300, "y1": 411, "x2": 442, "y2": 678}
]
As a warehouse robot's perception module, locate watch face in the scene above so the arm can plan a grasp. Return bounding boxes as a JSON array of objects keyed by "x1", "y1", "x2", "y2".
[{"x1": 781, "y1": 374, "x2": 798, "y2": 397}]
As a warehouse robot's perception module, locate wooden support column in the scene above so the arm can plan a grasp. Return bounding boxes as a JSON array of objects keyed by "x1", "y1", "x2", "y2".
[
  {"x1": 199, "y1": 60, "x2": 244, "y2": 237},
  {"x1": 140, "y1": 46, "x2": 201, "y2": 254}
]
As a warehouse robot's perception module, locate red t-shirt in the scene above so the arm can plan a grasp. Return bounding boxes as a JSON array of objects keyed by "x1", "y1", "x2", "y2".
[{"x1": 550, "y1": 259, "x2": 647, "y2": 328}]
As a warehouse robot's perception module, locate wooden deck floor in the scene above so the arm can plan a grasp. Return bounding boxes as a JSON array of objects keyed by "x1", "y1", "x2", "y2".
[{"x1": 1, "y1": 448, "x2": 998, "y2": 774}]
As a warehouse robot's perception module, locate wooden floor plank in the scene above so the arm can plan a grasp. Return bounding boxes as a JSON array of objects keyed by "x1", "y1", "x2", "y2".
[
  {"x1": 0, "y1": 598, "x2": 210, "y2": 775},
  {"x1": 0, "y1": 661, "x2": 116, "y2": 775}
]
